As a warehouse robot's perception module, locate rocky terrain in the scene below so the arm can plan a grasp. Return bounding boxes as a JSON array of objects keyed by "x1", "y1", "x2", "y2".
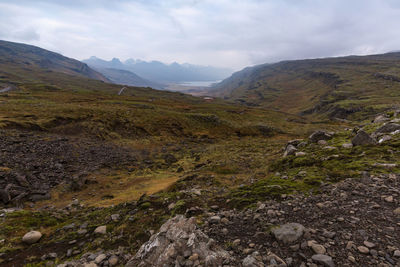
[{"x1": 0, "y1": 130, "x2": 139, "y2": 206}]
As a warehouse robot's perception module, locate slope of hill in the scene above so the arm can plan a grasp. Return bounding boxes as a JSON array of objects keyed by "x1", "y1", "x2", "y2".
[
  {"x1": 0, "y1": 40, "x2": 108, "y2": 82},
  {"x1": 83, "y1": 56, "x2": 233, "y2": 83},
  {"x1": 212, "y1": 53, "x2": 400, "y2": 119},
  {"x1": 93, "y1": 67, "x2": 165, "y2": 89}
]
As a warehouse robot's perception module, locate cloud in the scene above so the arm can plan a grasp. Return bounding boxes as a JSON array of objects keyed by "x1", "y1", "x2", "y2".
[{"x1": 0, "y1": 0, "x2": 400, "y2": 70}]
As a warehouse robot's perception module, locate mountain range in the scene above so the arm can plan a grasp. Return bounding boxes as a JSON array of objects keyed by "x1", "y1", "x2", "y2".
[{"x1": 83, "y1": 56, "x2": 233, "y2": 84}]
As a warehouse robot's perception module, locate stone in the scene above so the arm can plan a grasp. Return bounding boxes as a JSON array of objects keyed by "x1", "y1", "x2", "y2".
[
  {"x1": 352, "y1": 130, "x2": 376, "y2": 146},
  {"x1": 394, "y1": 208, "x2": 400, "y2": 215},
  {"x1": 111, "y1": 214, "x2": 120, "y2": 222},
  {"x1": 209, "y1": 216, "x2": 221, "y2": 224},
  {"x1": 363, "y1": 241, "x2": 375, "y2": 248},
  {"x1": 284, "y1": 144, "x2": 297, "y2": 157},
  {"x1": 242, "y1": 255, "x2": 258, "y2": 267},
  {"x1": 126, "y1": 215, "x2": 232, "y2": 267},
  {"x1": 94, "y1": 225, "x2": 107, "y2": 235},
  {"x1": 311, "y1": 243, "x2": 326, "y2": 254},
  {"x1": 271, "y1": 223, "x2": 305, "y2": 244},
  {"x1": 374, "y1": 115, "x2": 389, "y2": 123},
  {"x1": 394, "y1": 250, "x2": 400, "y2": 257},
  {"x1": 108, "y1": 255, "x2": 119, "y2": 266},
  {"x1": 375, "y1": 123, "x2": 400, "y2": 134},
  {"x1": 83, "y1": 263, "x2": 97, "y2": 267},
  {"x1": 309, "y1": 131, "x2": 333, "y2": 143},
  {"x1": 357, "y1": 246, "x2": 369, "y2": 254},
  {"x1": 384, "y1": 196, "x2": 393, "y2": 203},
  {"x1": 0, "y1": 189, "x2": 10, "y2": 204},
  {"x1": 311, "y1": 254, "x2": 335, "y2": 267},
  {"x1": 378, "y1": 135, "x2": 392, "y2": 143},
  {"x1": 95, "y1": 254, "x2": 106, "y2": 264},
  {"x1": 318, "y1": 140, "x2": 328, "y2": 145},
  {"x1": 295, "y1": 152, "x2": 306, "y2": 157},
  {"x1": 342, "y1": 143, "x2": 353, "y2": 149},
  {"x1": 22, "y1": 231, "x2": 42, "y2": 244}
]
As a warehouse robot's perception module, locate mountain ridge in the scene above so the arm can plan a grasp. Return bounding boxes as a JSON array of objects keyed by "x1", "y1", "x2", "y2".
[{"x1": 0, "y1": 40, "x2": 109, "y2": 83}]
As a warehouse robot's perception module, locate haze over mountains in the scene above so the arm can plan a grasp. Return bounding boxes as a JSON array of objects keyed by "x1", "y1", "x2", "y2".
[{"x1": 83, "y1": 56, "x2": 233, "y2": 85}]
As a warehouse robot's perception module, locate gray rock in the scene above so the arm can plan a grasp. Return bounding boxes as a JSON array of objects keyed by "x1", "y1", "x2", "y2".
[
  {"x1": 271, "y1": 223, "x2": 305, "y2": 244},
  {"x1": 242, "y1": 255, "x2": 259, "y2": 267},
  {"x1": 309, "y1": 130, "x2": 333, "y2": 143},
  {"x1": 284, "y1": 145, "x2": 297, "y2": 157},
  {"x1": 375, "y1": 123, "x2": 400, "y2": 134},
  {"x1": 312, "y1": 254, "x2": 335, "y2": 267},
  {"x1": 126, "y1": 215, "x2": 232, "y2": 267},
  {"x1": 342, "y1": 143, "x2": 353, "y2": 149},
  {"x1": 94, "y1": 225, "x2": 107, "y2": 235},
  {"x1": 22, "y1": 231, "x2": 42, "y2": 244},
  {"x1": 0, "y1": 189, "x2": 10, "y2": 204},
  {"x1": 374, "y1": 115, "x2": 389, "y2": 123},
  {"x1": 352, "y1": 130, "x2": 376, "y2": 146},
  {"x1": 209, "y1": 216, "x2": 221, "y2": 224},
  {"x1": 378, "y1": 135, "x2": 392, "y2": 143}
]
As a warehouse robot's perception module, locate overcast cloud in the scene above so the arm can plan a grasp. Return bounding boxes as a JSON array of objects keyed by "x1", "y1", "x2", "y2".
[{"x1": 1, "y1": 0, "x2": 400, "y2": 70}]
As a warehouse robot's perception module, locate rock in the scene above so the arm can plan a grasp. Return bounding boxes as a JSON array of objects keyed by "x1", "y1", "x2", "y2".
[
  {"x1": 311, "y1": 243, "x2": 326, "y2": 254},
  {"x1": 22, "y1": 231, "x2": 42, "y2": 244},
  {"x1": 384, "y1": 196, "x2": 393, "y2": 203},
  {"x1": 394, "y1": 207, "x2": 400, "y2": 215},
  {"x1": 374, "y1": 115, "x2": 389, "y2": 123},
  {"x1": 126, "y1": 215, "x2": 232, "y2": 267},
  {"x1": 242, "y1": 255, "x2": 259, "y2": 267},
  {"x1": 209, "y1": 216, "x2": 221, "y2": 224},
  {"x1": 95, "y1": 254, "x2": 106, "y2": 264},
  {"x1": 352, "y1": 130, "x2": 376, "y2": 146},
  {"x1": 295, "y1": 152, "x2": 306, "y2": 157},
  {"x1": 363, "y1": 241, "x2": 375, "y2": 248},
  {"x1": 83, "y1": 263, "x2": 97, "y2": 267},
  {"x1": 111, "y1": 214, "x2": 120, "y2": 222},
  {"x1": 0, "y1": 189, "x2": 10, "y2": 204},
  {"x1": 318, "y1": 140, "x2": 328, "y2": 145},
  {"x1": 375, "y1": 123, "x2": 400, "y2": 134},
  {"x1": 342, "y1": 143, "x2": 353, "y2": 149},
  {"x1": 271, "y1": 223, "x2": 305, "y2": 244},
  {"x1": 311, "y1": 254, "x2": 335, "y2": 267},
  {"x1": 309, "y1": 130, "x2": 333, "y2": 143},
  {"x1": 394, "y1": 250, "x2": 400, "y2": 257},
  {"x1": 357, "y1": 246, "x2": 369, "y2": 254},
  {"x1": 94, "y1": 225, "x2": 107, "y2": 235},
  {"x1": 378, "y1": 135, "x2": 392, "y2": 143},
  {"x1": 284, "y1": 144, "x2": 297, "y2": 157}
]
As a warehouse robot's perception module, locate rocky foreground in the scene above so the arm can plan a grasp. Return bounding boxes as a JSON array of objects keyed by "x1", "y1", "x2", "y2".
[{"x1": 49, "y1": 171, "x2": 399, "y2": 267}]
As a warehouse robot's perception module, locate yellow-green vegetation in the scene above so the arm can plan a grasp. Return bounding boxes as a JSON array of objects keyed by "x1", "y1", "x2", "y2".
[{"x1": 213, "y1": 53, "x2": 400, "y2": 120}]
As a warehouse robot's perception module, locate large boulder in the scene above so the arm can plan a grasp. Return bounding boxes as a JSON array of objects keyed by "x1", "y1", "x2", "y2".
[
  {"x1": 309, "y1": 131, "x2": 333, "y2": 143},
  {"x1": 126, "y1": 215, "x2": 233, "y2": 267},
  {"x1": 271, "y1": 223, "x2": 305, "y2": 244},
  {"x1": 374, "y1": 123, "x2": 400, "y2": 134},
  {"x1": 352, "y1": 130, "x2": 376, "y2": 146},
  {"x1": 22, "y1": 231, "x2": 42, "y2": 244}
]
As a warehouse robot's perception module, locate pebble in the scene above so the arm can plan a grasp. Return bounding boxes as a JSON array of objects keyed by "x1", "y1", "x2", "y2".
[
  {"x1": 94, "y1": 225, "x2": 107, "y2": 234},
  {"x1": 357, "y1": 246, "x2": 369, "y2": 254},
  {"x1": 108, "y1": 255, "x2": 119, "y2": 266},
  {"x1": 363, "y1": 241, "x2": 375, "y2": 248},
  {"x1": 311, "y1": 243, "x2": 326, "y2": 254}
]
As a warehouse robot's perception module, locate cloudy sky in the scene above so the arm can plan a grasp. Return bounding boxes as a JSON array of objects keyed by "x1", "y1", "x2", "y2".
[{"x1": 1, "y1": 0, "x2": 400, "y2": 70}]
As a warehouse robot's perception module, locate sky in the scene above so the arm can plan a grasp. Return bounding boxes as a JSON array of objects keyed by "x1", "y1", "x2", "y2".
[{"x1": 1, "y1": 0, "x2": 400, "y2": 70}]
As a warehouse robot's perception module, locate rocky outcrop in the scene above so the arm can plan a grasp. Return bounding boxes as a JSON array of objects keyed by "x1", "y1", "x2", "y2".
[
  {"x1": 126, "y1": 215, "x2": 234, "y2": 267},
  {"x1": 352, "y1": 130, "x2": 376, "y2": 146},
  {"x1": 309, "y1": 130, "x2": 333, "y2": 143}
]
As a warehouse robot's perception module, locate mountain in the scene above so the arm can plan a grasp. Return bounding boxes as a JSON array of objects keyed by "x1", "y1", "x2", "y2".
[
  {"x1": 0, "y1": 40, "x2": 108, "y2": 82},
  {"x1": 212, "y1": 52, "x2": 400, "y2": 119},
  {"x1": 83, "y1": 56, "x2": 233, "y2": 83},
  {"x1": 93, "y1": 67, "x2": 165, "y2": 89}
]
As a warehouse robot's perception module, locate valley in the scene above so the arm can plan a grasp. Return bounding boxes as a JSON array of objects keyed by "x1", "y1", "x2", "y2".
[{"x1": 0, "y1": 40, "x2": 399, "y2": 267}]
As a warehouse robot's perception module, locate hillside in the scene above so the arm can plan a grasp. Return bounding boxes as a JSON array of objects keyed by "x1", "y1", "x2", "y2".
[
  {"x1": 0, "y1": 42, "x2": 399, "y2": 267},
  {"x1": 212, "y1": 53, "x2": 400, "y2": 120},
  {"x1": 83, "y1": 56, "x2": 233, "y2": 83},
  {"x1": 0, "y1": 40, "x2": 108, "y2": 82},
  {"x1": 93, "y1": 67, "x2": 165, "y2": 89}
]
